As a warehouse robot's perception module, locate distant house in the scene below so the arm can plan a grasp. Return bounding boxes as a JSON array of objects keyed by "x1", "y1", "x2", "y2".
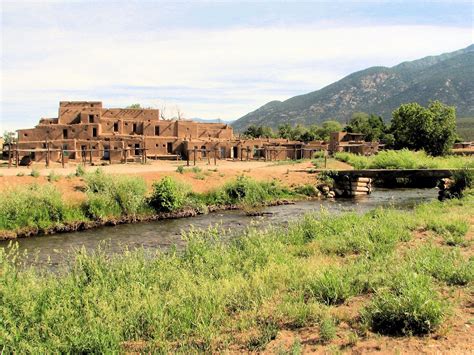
[{"x1": 328, "y1": 131, "x2": 381, "y2": 155}]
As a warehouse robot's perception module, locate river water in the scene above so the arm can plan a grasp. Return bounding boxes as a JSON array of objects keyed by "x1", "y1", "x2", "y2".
[{"x1": 0, "y1": 188, "x2": 437, "y2": 269}]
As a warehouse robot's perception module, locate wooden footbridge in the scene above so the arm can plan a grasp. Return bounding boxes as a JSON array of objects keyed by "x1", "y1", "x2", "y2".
[{"x1": 321, "y1": 169, "x2": 460, "y2": 197}]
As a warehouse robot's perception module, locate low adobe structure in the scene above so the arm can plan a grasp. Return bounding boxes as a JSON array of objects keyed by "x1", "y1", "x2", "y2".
[
  {"x1": 10, "y1": 101, "x2": 381, "y2": 165},
  {"x1": 329, "y1": 131, "x2": 382, "y2": 155}
]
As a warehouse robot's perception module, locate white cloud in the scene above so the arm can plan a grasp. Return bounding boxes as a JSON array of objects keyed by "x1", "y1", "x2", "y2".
[{"x1": 1, "y1": 23, "x2": 472, "y2": 131}]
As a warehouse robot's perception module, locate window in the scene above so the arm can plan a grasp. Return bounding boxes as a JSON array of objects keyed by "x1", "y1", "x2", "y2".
[
  {"x1": 133, "y1": 123, "x2": 138, "y2": 133},
  {"x1": 113, "y1": 122, "x2": 119, "y2": 132},
  {"x1": 89, "y1": 114, "x2": 94, "y2": 123},
  {"x1": 63, "y1": 129, "x2": 68, "y2": 139},
  {"x1": 92, "y1": 128, "x2": 97, "y2": 137},
  {"x1": 155, "y1": 126, "x2": 160, "y2": 136}
]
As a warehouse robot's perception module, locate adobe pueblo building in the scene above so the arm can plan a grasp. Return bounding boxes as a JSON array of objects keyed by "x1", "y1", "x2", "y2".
[{"x1": 12, "y1": 101, "x2": 381, "y2": 166}]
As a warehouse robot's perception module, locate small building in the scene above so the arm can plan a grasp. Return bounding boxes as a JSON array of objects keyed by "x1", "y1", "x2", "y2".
[{"x1": 328, "y1": 131, "x2": 381, "y2": 155}]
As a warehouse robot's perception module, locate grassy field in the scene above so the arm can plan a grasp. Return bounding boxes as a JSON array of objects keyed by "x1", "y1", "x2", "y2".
[
  {"x1": 1, "y1": 191, "x2": 473, "y2": 352},
  {"x1": 457, "y1": 117, "x2": 474, "y2": 141},
  {"x1": 334, "y1": 149, "x2": 474, "y2": 170}
]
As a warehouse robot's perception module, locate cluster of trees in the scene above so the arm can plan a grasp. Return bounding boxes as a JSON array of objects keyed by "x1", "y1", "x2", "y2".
[{"x1": 242, "y1": 101, "x2": 458, "y2": 156}]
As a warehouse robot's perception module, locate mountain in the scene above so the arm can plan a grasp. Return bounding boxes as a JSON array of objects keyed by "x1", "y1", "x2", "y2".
[
  {"x1": 233, "y1": 44, "x2": 474, "y2": 131},
  {"x1": 190, "y1": 117, "x2": 235, "y2": 125}
]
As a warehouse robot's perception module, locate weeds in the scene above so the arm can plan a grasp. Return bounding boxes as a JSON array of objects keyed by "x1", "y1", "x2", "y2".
[
  {"x1": 30, "y1": 169, "x2": 40, "y2": 178},
  {"x1": 75, "y1": 164, "x2": 86, "y2": 176},
  {"x1": 0, "y1": 194, "x2": 472, "y2": 351},
  {"x1": 335, "y1": 149, "x2": 474, "y2": 170},
  {"x1": 176, "y1": 165, "x2": 185, "y2": 174},
  {"x1": 362, "y1": 271, "x2": 447, "y2": 336},
  {"x1": 47, "y1": 170, "x2": 61, "y2": 182}
]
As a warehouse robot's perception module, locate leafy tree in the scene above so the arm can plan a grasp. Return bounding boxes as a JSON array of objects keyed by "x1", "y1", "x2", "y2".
[
  {"x1": 317, "y1": 120, "x2": 342, "y2": 141},
  {"x1": 345, "y1": 112, "x2": 387, "y2": 141},
  {"x1": 391, "y1": 101, "x2": 456, "y2": 156},
  {"x1": 243, "y1": 125, "x2": 275, "y2": 138},
  {"x1": 3, "y1": 131, "x2": 16, "y2": 144},
  {"x1": 126, "y1": 103, "x2": 142, "y2": 109}
]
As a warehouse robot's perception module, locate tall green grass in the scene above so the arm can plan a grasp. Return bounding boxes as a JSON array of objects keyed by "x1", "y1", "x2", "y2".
[
  {"x1": 0, "y1": 184, "x2": 85, "y2": 230},
  {"x1": 335, "y1": 149, "x2": 474, "y2": 169},
  {"x1": 1, "y1": 194, "x2": 472, "y2": 352},
  {"x1": 0, "y1": 172, "x2": 314, "y2": 234}
]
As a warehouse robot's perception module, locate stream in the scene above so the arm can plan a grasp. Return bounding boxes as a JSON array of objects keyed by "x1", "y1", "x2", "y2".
[{"x1": 0, "y1": 188, "x2": 438, "y2": 269}]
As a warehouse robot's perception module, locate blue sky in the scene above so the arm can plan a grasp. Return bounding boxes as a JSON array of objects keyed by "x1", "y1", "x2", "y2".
[{"x1": 1, "y1": 0, "x2": 473, "y2": 132}]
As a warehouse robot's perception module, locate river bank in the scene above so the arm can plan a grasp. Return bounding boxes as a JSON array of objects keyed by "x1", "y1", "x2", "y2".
[{"x1": 1, "y1": 191, "x2": 472, "y2": 353}]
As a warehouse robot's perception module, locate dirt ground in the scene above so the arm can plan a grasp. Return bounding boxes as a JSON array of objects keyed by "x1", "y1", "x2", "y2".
[{"x1": 0, "y1": 159, "x2": 352, "y2": 202}]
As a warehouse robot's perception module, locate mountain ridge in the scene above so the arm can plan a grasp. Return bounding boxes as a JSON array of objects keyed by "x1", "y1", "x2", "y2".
[{"x1": 233, "y1": 44, "x2": 474, "y2": 130}]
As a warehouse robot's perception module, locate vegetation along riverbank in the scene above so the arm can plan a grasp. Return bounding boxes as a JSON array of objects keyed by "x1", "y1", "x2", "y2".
[
  {"x1": 1, "y1": 189, "x2": 473, "y2": 352},
  {"x1": 0, "y1": 167, "x2": 321, "y2": 239}
]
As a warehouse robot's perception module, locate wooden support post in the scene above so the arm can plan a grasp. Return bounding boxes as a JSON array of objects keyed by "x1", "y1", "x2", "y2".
[
  {"x1": 214, "y1": 148, "x2": 217, "y2": 166},
  {"x1": 8, "y1": 143, "x2": 12, "y2": 168},
  {"x1": 193, "y1": 147, "x2": 196, "y2": 166},
  {"x1": 46, "y1": 141, "x2": 50, "y2": 168},
  {"x1": 16, "y1": 149, "x2": 19, "y2": 167},
  {"x1": 240, "y1": 148, "x2": 243, "y2": 161},
  {"x1": 207, "y1": 150, "x2": 210, "y2": 165},
  {"x1": 187, "y1": 150, "x2": 190, "y2": 166},
  {"x1": 61, "y1": 150, "x2": 65, "y2": 168},
  {"x1": 246, "y1": 147, "x2": 249, "y2": 161},
  {"x1": 89, "y1": 145, "x2": 93, "y2": 165}
]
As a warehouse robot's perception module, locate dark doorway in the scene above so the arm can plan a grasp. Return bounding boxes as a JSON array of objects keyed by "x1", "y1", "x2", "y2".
[
  {"x1": 167, "y1": 142, "x2": 173, "y2": 154},
  {"x1": 134, "y1": 144, "x2": 140, "y2": 155},
  {"x1": 92, "y1": 128, "x2": 97, "y2": 137},
  {"x1": 63, "y1": 129, "x2": 68, "y2": 139},
  {"x1": 103, "y1": 145, "x2": 110, "y2": 160},
  {"x1": 113, "y1": 122, "x2": 119, "y2": 132},
  {"x1": 201, "y1": 145, "x2": 207, "y2": 157},
  {"x1": 233, "y1": 146, "x2": 238, "y2": 159}
]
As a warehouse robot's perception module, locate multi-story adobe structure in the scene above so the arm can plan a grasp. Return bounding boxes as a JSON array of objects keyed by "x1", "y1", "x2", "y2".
[
  {"x1": 15, "y1": 101, "x2": 327, "y2": 164},
  {"x1": 12, "y1": 101, "x2": 380, "y2": 165}
]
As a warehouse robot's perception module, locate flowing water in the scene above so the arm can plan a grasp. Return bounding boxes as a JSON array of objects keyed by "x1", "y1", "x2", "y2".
[{"x1": 0, "y1": 188, "x2": 437, "y2": 269}]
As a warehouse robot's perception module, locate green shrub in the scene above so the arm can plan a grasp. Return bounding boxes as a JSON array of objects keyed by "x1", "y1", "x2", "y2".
[
  {"x1": 294, "y1": 184, "x2": 319, "y2": 197},
  {"x1": 362, "y1": 272, "x2": 447, "y2": 335},
  {"x1": 83, "y1": 170, "x2": 148, "y2": 218},
  {"x1": 451, "y1": 168, "x2": 474, "y2": 196},
  {"x1": 407, "y1": 245, "x2": 473, "y2": 285},
  {"x1": 30, "y1": 169, "x2": 40, "y2": 178},
  {"x1": 47, "y1": 170, "x2": 61, "y2": 182},
  {"x1": 305, "y1": 267, "x2": 357, "y2": 305},
  {"x1": 75, "y1": 164, "x2": 86, "y2": 177},
  {"x1": 319, "y1": 316, "x2": 337, "y2": 343},
  {"x1": 176, "y1": 165, "x2": 185, "y2": 174},
  {"x1": 192, "y1": 166, "x2": 202, "y2": 173},
  {"x1": 149, "y1": 176, "x2": 190, "y2": 212},
  {"x1": 16, "y1": 172, "x2": 24, "y2": 177},
  {"x1": 0, "y1": 184, "x2": 72, "y2": 230}
]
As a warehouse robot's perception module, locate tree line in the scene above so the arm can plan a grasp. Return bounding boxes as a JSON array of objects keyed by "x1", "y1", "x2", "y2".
[{"x1": 242, "y1": 101, "x2": 459, "y2": 156}]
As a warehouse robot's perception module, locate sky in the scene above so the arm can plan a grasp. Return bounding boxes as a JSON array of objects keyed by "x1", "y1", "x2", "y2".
[{"x1": 1, "y1": 0, "x2": 473, "y2": 132}]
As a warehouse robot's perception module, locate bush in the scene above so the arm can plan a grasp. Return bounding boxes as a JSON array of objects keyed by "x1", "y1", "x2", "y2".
[
  {"x1": 0, "y1": 184, "x2": 73, "y2": 230},
  {"x1": 294, "y1": 184, "x2": 320, "y2": 197},
  {"x1": 84, "y1": 170, "x2": 148, "y2": 218},
  {"x1": 76, "y1": 164, "x2": 86, "y2": 177},
  {"x1": 223, "y1": 176, "x2": 291, "y2": 207},
  {"x1": 16, "y1": 172, "x2": 24, "y2": 177},
  {"x1": 30, "y1": 169, "x2": 40, "y2": 178},
  {"x1": 176, "y1": 166, "x2": 185, "y2": 174},
  {"x1": 362, "y1": 272, "x2": 447, "y2": 335},
  {"x1": 47, "y1": 170, "x2": 61, "y2": 182},
  {"x1": 149, "y1": 176, "x2": 190, "y2": 212},
  {"x1": 451, "y1": 168, "x2": 474, "y2": 196}
]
